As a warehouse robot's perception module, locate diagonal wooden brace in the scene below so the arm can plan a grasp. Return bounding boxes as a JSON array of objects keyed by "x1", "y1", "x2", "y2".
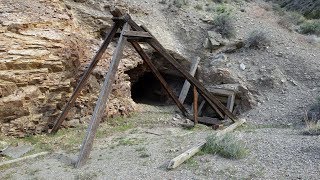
[
  {"x1": 130, "y1": 41, "x2": 189, "y2": 117},
  {"x1": 76, "y1": 23, "x2": 130, "y2": 168},
  {"x1": 50, "y1": 21, "x2": 123, "y2": 134},
  {"x1": 126, "y1": 20, "x2": 235, "y2": 121}
]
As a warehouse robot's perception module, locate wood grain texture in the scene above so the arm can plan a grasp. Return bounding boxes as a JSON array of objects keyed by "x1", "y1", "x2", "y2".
[
  {"x1": 75, "y1": 23, "x2": 130, "y2": 168},
  {"x1": 50, "y1": 22, "x2": 122, "y2": 134}
]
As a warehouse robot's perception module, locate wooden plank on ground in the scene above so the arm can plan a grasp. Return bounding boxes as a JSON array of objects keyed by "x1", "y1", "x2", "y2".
[
  {"x1": 0, "y1": 152, "x2": 49, "y2": 167},
  {"x1": 167, "y1": 118, "x2": 246, "y2": 170},
  {"x1": 130, "y1": 41, "x2": 189, "y2": 117},
  {"x1": 75, "y1": 23, "x2": 130, "y2": 168},
  {"x1": 178, "y1": 57, "x2": 200, "y2": 104},
  {"x1": 50, "y1": 22, "x2": 122, "y2": 134},
  {"x1": 186, "y1": 115, "x2": 222, "y2": 125}
]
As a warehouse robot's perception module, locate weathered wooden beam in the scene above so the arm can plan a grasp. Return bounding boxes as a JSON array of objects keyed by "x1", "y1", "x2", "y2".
[
  {"x1": 110, "y1": 7, "x2": 123, "y2": 17},
  {"x1": 130, "y1": 24, "x2": 231, "y2": 120},
  {"x1": 167, "y1": 118, "x2": 246, "y2": 169},
  {"x1": 193, "y1": 86, "x2": 198, "y2": 125},
  {"x1": 130, "y1": 41, "x2": 189, "y2": 117},
  {"x1": 179, "y1": 57, "x2": 200, "y2": 103},
  {"x1": 187, "y1": 115, "x2": 222, "y2": 126},
  {"x1": 0, "y1": 152, "x2": 49, "y2": 167},
  {"x1": 198, "y1": 100, "x2": 206, "y2": 116},
  {"x1": 75, "y1": 23, "x2": 130, "y2": 168},
  {"x1": 147, "y1": 39, "x2": 233, "y2": 120},
  {"x1": 124, "y1": 31, "x2": 152, "y2": 38},
  {"x1": 115, "y1": 31, "x2": 153, "y2": 39},
  {"x1": 50, "y1": 22, "x2": 123, "y2": 134},
  {"x1": 225, "y1": 93, "x2": 235, "y2": 121}
]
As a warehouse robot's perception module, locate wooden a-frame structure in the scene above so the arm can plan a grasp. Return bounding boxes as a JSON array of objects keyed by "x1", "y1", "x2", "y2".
[{"x1": 49, "y1": 8, "x2": 238, "y2": 168}]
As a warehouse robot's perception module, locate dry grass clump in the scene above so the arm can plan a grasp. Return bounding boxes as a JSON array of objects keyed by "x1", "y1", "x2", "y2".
[
  {"x1": 245, "y1": 30, "x2": 270, "y2": 49},
  {"x1": 303, "y1": 120, "x2": 320, "y2": 136},
  {"x1": 212, "y1": 13, "x2": 235, "y2": 38},
  {"x1": 303, "y1": 98, "x2": 320, "y2": 135},
  {"x1": 202, "y1": 133, "x2": 249, "y2": 159}
]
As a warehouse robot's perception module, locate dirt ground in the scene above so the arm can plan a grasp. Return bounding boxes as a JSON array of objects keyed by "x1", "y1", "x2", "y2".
[{"x1": 1, "y1": 104, "x2": 320, "y2": 180}]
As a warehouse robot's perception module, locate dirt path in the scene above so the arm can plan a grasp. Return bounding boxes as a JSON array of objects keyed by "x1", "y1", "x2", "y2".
[{"x1": 1, "y1": 105, "x2": 320, "y2": 180}]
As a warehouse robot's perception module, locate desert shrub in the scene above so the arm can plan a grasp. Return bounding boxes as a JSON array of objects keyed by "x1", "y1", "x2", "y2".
[
  {"x1": 212, "y1": 13, "x2": 235, "y2": 38},
  {"x1": 245, "y1": 30, "x2": 270, "y2": 49},
  {"x1": 300, "y1": 20, "x2": 320, "y2": 36},
  {"x1": 194, "y1": 4, "x2": 203, "y2": 10},
  {"x1": 303, "y1": 97, "x2": 320, "y2": 135},
  {"x1": 303, "y1": 120, "x2": 320, "y2": 136},
  {"x1": 215, "y1": 4, "x2": 233, "y2": 15},
  {"x1": 173, "y1": 0, "x2": 188, "y2": 8},
  {"x1": 159, "y1": 0, "x2": 167, "y2": 4},
  {"x1": 272, "y1": 4, "x2": 286, "y2": 16},
  {"x1": 202, "y1": 133, "x2": 249, "y2": 159}
]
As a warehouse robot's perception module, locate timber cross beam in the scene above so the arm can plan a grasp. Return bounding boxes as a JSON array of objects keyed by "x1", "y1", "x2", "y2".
[{"x1": 49, "y1": 7, "x2": 238, "y2": 168}]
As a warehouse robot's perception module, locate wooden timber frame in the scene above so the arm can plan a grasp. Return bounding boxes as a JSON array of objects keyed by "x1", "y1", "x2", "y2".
[{"x1": 49, "y1": 8, "x2": 238, "y2": 168}]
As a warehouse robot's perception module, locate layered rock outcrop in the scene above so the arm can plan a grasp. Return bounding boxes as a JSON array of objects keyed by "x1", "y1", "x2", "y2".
[{"x1": 0, "y1": 0, "x2": 139, "y2": 136}]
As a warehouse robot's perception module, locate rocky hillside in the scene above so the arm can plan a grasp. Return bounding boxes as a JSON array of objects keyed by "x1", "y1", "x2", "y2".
[
  {"x1": 0, "y1": 0, "x2": 140, "y2": 136},
  {"x1": 268, "y1": 0, "x2": 320, "y2": 19},
  {"x1": 0, "y1": 0, "x2": 319, "y2": 136}
]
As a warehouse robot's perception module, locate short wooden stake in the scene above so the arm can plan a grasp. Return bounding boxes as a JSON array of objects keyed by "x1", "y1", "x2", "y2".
[{"x1": 193, "y1": 86, "x2": 198, "y2": 125}]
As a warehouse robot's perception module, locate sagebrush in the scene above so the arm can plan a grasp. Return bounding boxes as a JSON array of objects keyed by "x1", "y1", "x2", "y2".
[
  {"x1": 212, "y1": 13, "x2": 235, "y2": 38},
  {"x1": 202, "y1": 133, "x2": 249, "y2": 159},
  {"x1": 245, "y1": 30, "x2": 270, "y2": 49},
  {"x1": 300, "y1": 20, "x2": 320, "y2": 36}
]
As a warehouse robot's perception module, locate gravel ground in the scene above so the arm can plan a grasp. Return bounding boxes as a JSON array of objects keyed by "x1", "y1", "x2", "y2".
[{"x1": 1, "y1": 105, "x2": 320, "y2": 179}]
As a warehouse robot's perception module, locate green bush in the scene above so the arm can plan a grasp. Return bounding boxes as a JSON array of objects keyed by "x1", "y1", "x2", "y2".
[
  {"x1": 212, "y1": 13, "x2": 235, "y2": 38},
  {"x1": 300, "y1": 20, "x2": 320, "y2": 36},
  {"x1": 245, "y1": 30, "x2": 270, "y2": 49},
  {"x1": 202, "y1": 133, "x2": 249, "y2": 159}
]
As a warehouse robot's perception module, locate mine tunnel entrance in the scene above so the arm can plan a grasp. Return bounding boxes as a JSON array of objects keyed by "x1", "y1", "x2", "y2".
[
  {"x1": 130, "y1": 72, "x2": 189, "y2": 105},
  {"x1": 126, "y1": 64, "x2": 192, "y2": 106}
]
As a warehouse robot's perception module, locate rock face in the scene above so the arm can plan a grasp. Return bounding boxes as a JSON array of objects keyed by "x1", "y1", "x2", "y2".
[{"x1": 0, "y1": 0, "x2": 138, "y2": 136}]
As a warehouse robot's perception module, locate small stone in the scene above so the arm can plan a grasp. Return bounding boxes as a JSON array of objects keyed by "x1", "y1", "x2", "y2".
[
  {"x1": 240, "y1": 63, "x2": 246, "y2": 70},
  {"x1": 210, "y1": 53, "x2": 228, "y2": 66}
]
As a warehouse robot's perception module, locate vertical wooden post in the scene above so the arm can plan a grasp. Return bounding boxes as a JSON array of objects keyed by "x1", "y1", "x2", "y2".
[
  {"x1": 147, "y1": 39, "x2": 233, "y2": 120},
  {"x1": 193, "y1": 86, "x2": 198, "y2": 125},
  {"x1": 50, "y1": 22, "x2": 122, "y2": 134},
  {"x1": 75, "y1": 23, "x2": 130, "y2": 168},
  {"x1": 130, "y1": 41, "x2": 189, "y2": 117},
  {"x1": 178, "y1": 57, "x2": 200, "y2": 104},
  {"x1": 225, "y1": 93, "x2": 235, "y2": 120}
]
